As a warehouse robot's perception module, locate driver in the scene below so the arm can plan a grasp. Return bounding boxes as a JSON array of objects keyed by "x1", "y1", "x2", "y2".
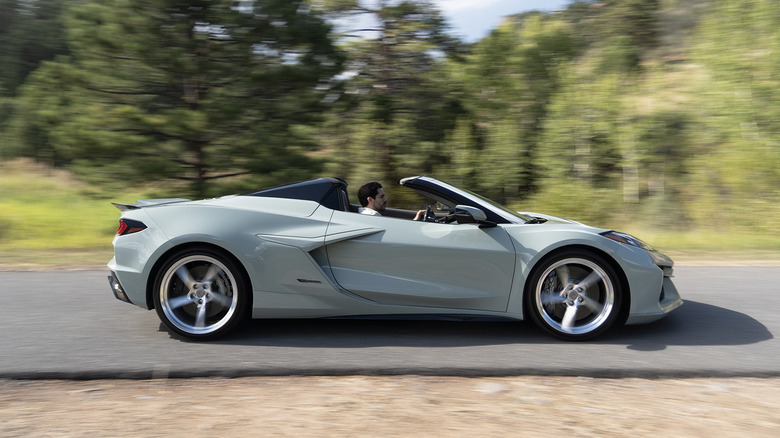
[{"x1": 357, "y1": 181, "x2": 425, "y2": 221}]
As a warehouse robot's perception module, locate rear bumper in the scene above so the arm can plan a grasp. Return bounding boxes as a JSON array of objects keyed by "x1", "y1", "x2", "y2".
[{"x1": 108, "y1": 271, "x2": 133, "y2": 305}]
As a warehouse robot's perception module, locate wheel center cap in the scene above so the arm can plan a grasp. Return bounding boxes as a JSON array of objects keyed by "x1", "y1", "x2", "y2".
[{"x1": 193, "y1": 283, "x2": 209, "y2": 298}]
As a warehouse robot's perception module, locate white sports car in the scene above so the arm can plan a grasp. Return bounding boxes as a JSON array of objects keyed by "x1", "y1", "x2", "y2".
[{"x1": 108, "y1": 176, "x2": 682, "y2": 341}]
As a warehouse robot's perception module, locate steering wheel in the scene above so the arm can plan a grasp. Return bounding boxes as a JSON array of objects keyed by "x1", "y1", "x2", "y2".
[{"x1": 424, "y1": 204, "x2": 437, "y2": 222}]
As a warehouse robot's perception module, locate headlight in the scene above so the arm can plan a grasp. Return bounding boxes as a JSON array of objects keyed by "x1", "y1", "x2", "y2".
[{"x1": 600, "y1": 231, "x2": 654, "y2": 251}]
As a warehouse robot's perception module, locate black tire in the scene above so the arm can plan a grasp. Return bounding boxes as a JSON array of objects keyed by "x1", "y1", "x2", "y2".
[
  {"x1": 153, "y1": 247, "x2": 249, "y2": 340},
  {"x1": 526, "y1": 250, "x2": 623, "y2": 341}
]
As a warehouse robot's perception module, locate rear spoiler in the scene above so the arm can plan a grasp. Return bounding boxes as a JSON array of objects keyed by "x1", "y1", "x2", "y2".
[{"x1": 112, "y1": 198, "x2": 191, "y2": 211}]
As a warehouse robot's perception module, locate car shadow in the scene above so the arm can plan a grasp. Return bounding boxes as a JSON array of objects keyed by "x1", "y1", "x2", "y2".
[
  {"x1": 208, "y1": 318, "x2": 545, "y2": 347},
  {"x1": 601, "y1": 300, "x2": 773, "y2": 350},
  {"x1": 192, "y1": 300, "x2": 770, "y2": 349}
]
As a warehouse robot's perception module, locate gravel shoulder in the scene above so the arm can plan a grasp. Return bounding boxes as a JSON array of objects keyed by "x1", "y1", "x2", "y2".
[{"x1": 3, "y1": 376, "x2": 779, "y2": 437}]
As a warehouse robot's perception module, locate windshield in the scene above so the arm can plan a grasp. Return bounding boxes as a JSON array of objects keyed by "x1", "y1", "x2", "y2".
[
  {"x1": 424, "y1": 178, "x2": 531, "y2": 224},
  {"x1": 456, "y1": 186, "x2": 531, "y2": 224}
]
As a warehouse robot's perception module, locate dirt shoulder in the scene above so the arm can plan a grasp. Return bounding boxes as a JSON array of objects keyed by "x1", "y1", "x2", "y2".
[{"x1": 3, "y1": 376, "x2": 779, "y2": 437}]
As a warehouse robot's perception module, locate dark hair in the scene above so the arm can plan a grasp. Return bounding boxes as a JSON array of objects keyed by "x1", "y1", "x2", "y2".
[{"x1": 357, "y1": 182, "x2": 382, "y2": 207}]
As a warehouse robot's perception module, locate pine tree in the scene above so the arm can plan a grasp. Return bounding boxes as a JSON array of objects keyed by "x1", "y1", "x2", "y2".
[
  {"x1": 15, "y1": 0, "x2": 342, "y2": 196},
  {"x1": 314, "y1": 0, "x2": 464, "y2": 202}
]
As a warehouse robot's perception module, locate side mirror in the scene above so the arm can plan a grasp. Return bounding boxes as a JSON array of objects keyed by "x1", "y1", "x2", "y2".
[
  {"x1": 448, "y1": 205, "x2": 495, "y2": 227},
  {"x1": 454, "y1": 205, "x2": 486, "y2": 222}
]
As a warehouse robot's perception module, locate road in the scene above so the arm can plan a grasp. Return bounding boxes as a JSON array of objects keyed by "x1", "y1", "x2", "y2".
[{"x1": 1, "y1": 266, "x2": 777, "y2": 379}]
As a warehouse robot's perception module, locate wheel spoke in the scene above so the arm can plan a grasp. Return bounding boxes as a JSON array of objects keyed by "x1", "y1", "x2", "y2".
[
  {"x1": 209, "y1": 291, "x2": 233, "y2": 308},
  {"x1": 203, "y1": 263, "x2": 221, "y2": 282},
  {"x1": 540, "y1": 293, "x2": 567, "y2": 306},
  {"x1": 561, "y1": 303, "x2": 579, "y2": 332},
  {"x1": 580, "y1": 293, "x2": 604, "y2": 314},
  {"x1": 574, "y1": 270, "x2": 603, "y2": 291},
  {"x1": 555, "y1": 265, "x2": 571, "y2": 287},
  {"x1": 194, "y1": 303, "x2": 208, "y2": 328},
  {"x1": 167, "y1": 295, "x2": 197, "y2": 310},
  {"x1": 175, "y1": 266, "x2": 197, "y2": 289}
]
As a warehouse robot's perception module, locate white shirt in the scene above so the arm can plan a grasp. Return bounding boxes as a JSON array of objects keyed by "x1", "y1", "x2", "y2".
[{"x1": 359, "y1": 207, "x2": 381, "y2": 216}]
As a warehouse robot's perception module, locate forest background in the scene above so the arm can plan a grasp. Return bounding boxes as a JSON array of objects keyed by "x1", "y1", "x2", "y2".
[{"x1": 0, "y1": 0, "x2": 778, "y2": 265}]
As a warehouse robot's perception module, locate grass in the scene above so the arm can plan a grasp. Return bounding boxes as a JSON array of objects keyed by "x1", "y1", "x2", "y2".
[
  {"x1": 0, "y1": 159, "x2": 148, "y2": 267},
  {"x1": 1, "y1": 159, "x2": 778, "y2": 267}
]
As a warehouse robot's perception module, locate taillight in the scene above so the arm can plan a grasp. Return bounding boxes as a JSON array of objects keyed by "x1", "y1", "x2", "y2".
[{"x1": 117, "y1": 219, "x2": 147, "y2": 236}]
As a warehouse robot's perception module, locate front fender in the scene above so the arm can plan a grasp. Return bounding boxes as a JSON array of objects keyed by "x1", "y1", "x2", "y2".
[{"x1": 503, "y1": 224, "x2": 660, "y2": 320}]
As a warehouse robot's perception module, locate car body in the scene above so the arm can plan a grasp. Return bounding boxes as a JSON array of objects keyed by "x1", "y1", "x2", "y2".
[{"x1": 107, "y1": 176, "x2": 682, "y2": 341}]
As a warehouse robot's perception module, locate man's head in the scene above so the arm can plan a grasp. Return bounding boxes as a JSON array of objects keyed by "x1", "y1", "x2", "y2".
[{"x1": 358, "y1": 181, "x2": 387, "y2": 211}]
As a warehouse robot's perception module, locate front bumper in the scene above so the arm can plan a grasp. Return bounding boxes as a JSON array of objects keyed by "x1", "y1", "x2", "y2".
[
  {"x1": 613, "y1": 243, "x2": 683, "y2": 325},
  {"x1": 625, "y1": 260, "x2": 683, "y2": 325}
]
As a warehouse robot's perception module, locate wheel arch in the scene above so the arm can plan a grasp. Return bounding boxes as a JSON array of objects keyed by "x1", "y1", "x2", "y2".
[
  {"x1": 521, "y1": 244, "x2": 631, "y2": 325},
  {"x1": 145, "y1": 242, "x2": 254, "y2": 312}
]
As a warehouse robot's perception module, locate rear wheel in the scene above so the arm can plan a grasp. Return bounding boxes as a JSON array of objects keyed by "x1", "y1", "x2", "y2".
[
  {"x1": 526, "y1": 250, "x2": 623, "y2": 341},
  {"x1": 153, "y1": 248, "x2": 249, "y2": 340}
]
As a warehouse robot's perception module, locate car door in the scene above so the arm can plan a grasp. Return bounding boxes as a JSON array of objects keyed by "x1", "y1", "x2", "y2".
[{"x1": 324, "y1": 210, "x2": 516, "y2": 312}]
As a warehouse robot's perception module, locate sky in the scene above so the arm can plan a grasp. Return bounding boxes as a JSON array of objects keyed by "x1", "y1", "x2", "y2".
[{"x1": 432, "y1": 0, "x2": 573, "y2": 42}]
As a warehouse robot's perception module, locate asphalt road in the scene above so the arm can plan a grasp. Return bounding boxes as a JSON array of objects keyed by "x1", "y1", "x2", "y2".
[{"x1": 1, "y1": 266, "x2": 777, "y2": 379}]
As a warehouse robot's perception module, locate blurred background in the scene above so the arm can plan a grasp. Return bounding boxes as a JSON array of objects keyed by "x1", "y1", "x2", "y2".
[{"x1": 0, "y1": 0, "x2": 778, "y2": 264}]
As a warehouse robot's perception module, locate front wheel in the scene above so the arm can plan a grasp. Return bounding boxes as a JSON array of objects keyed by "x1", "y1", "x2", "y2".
[
  {"x1": 526, "y1": 251, "x2": 623, "y2": 341},
  {"x1": 153, "y1": 248, "x2": 249, "y2": 340}
]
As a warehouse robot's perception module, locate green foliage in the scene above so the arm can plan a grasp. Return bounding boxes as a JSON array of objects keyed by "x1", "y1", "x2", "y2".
[
  {"x1": 0, "y1": 159, "x2": 150, "y2": 265},
  {"x1": 318, "y1": 0, "x2": 465, "y2": 200},
  {"x1": 0, "y1": 0, "x2": 69, "y2": 97},
  {"x1": 2, "y1": 0, "x2": 780, "y2": 256},
  {"x1": 685, "y1": 0, "x2": 780, "y2": 235},
  {"x1": 11, "y1": 0, "x2": 343, "y2": 197},
  {"x1": 434, "y1": 14, "x2": 578, "y2": 204}
]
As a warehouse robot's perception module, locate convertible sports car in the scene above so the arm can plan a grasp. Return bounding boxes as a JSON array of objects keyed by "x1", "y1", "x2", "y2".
[{"x1": 107, "y1": 176, "x2": 682, "y2": 341}]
